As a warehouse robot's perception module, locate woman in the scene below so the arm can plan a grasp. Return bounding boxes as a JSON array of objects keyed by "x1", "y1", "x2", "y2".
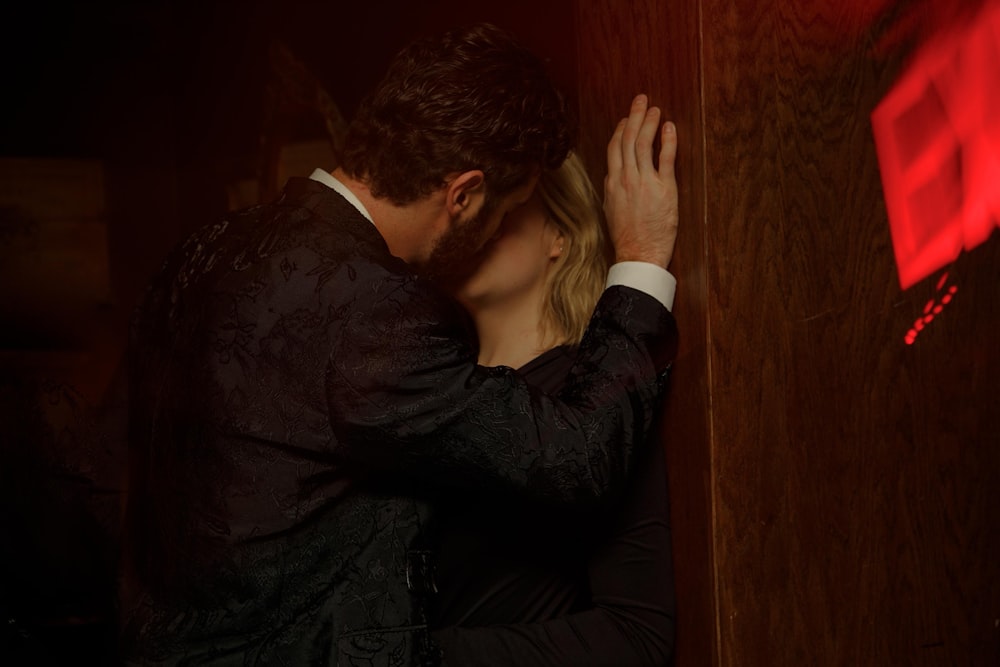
[{"x1": 431, "y1": 152, "x2": 676, "y2": 665}]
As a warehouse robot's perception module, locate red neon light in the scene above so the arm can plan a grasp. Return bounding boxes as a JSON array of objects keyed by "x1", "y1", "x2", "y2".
[
  {"x1": 904, "y1": 271, "x2": 958, "y2": 346},
  {"x1": 872, "y1": 0, "x2": 1000, "y2": 290}
]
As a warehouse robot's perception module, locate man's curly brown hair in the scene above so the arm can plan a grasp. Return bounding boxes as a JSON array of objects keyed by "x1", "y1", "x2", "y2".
[{"x1": 340, "y1": 23, "x2": 575, "y2": 207}]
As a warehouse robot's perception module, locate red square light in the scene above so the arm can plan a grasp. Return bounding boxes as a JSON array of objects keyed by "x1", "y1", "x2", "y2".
[{"x1": 872, "y1": 0, "x2": 1000, "y2": 289}]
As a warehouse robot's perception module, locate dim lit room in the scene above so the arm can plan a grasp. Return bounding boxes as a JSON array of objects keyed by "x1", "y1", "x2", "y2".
[{"x1": 1, "y1": 0, "x2": 998, "y2": 664}]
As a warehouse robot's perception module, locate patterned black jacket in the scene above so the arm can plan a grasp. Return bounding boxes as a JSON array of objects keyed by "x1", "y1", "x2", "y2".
[{"x1": 120, "y1": 177, "x2": 677, "y2": 665}]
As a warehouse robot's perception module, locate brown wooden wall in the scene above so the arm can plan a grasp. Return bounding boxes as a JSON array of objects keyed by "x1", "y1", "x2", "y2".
[
  {"x1": 575, "y1": 2, "x2": 716, "y2": 665},
  {"x1": 579, "y1": 0, "x2": 1000, "y2": 664}
]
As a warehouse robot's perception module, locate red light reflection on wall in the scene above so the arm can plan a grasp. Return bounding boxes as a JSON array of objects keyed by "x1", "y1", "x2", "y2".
[
  {"x1": 871, "y1": 0, "x2": 1000, "y2": 290},
  {"x1": 904, "y1": 271, "x2": 958, "y2": 345}
]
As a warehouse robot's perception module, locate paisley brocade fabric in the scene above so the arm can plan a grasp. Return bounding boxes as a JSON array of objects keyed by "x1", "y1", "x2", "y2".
[
  {"x1": 121, "y1": 177, "x2": 677, "y2": 665},
  {"x1": 325, "y1": 266, "x2": 676, "y2": 507}
]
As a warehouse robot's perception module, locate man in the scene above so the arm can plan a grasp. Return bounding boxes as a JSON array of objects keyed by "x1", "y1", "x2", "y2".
[{"x1": 121, "y1": 23, "x2": 679, "y2": 665}]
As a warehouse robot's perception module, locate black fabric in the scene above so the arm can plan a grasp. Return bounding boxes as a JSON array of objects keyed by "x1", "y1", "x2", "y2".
[
  {"x1": 432, "y1": 347, "x2": 592, "y2": 627},
  {"x1": 432, "y1": 347, "x2": 676, "y2": 666},
  {"x1": 121, "y1": 177, "x2": 676, "y2": 665}
]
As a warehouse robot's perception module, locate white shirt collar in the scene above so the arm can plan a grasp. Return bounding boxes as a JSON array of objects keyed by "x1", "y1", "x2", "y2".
[{"x1": 309, "y1": 168, "x2": 374, "y2": 224}]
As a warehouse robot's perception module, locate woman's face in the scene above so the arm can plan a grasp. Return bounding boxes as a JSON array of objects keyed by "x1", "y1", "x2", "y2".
[{"x1": 454, "y1": 191, "x2": 562, "y2": 313}]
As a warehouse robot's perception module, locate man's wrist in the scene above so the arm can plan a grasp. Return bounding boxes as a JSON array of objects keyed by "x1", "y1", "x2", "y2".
[{"x1": 606, "y1": 262, "x2": 676, "y2": 311}]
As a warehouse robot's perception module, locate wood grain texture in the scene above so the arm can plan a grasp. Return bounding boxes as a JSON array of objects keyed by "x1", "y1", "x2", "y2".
[
  {"x1": 575, "y1": 2, "x2": 716, "y2": 666},
  {"x1": 700, "y1": 0, "x2": 1000, "y2": 664}
]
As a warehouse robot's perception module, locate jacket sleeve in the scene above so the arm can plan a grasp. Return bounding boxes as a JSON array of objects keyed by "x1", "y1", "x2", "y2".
[
  {"x1": 325, "y1": 281, "x2": 677, "y2": 508},
  {"x1": 431, "y1": 439, "x2": 676, "y2": 666}
]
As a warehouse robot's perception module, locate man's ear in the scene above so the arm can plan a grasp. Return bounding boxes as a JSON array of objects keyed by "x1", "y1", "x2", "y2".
[{"x1": 446, "y1": 170, "x2": 486, "y2": 218}]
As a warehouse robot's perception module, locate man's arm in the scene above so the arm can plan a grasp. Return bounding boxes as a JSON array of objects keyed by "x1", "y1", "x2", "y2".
[
  {"x1": 326, "y1": 98, "x2": 680, "y2": 506},
  {"x1": 326, "y1": 282, "x2": 674, "y2": 507}
]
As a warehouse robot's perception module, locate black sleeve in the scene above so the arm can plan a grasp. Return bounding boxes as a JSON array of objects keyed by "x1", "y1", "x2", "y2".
[
  {"x1": 431, "y1": 437, "x2": 676, "y2": 666},
  {"x1": 326, "y1": 282, "x2": 677, "y2": 508}
]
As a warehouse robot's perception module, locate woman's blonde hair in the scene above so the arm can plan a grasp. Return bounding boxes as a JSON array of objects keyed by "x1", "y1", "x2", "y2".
[{"x1": 538, "y1": 151, "x2": 610, "y2": 347}]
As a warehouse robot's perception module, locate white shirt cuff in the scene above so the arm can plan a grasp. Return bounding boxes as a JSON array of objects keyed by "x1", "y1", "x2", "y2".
[{"x1": 606, "y1": 262, "x2": 676, "y2": 311}]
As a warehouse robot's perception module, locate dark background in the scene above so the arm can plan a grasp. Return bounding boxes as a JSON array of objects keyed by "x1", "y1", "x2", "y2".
[{"x1": 0, "y1": 0, "x2": 577, "y2": 312}]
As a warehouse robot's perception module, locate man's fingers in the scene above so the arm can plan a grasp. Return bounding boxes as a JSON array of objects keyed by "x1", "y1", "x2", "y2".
[
  {"x1": 621, "y1": 94, "x2": 648, "y2": 174},
  {"x1": 658, "y1": 121, "x2": 678, "y2": 181},
  {"x1": 604, "y1": 98, "x2": 680, "y2": 269},
  {"x1": 635, "y1": 106, "x2": 661, "y2": 174},
  {"x1": 607, "y1": 118, "x2": 627, "y2": 179}
]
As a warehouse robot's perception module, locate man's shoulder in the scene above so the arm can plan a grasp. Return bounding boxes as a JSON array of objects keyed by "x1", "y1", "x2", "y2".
[
  {"x1": 276, "y1": 177, "x2": 370, "y2": 230},
  {"x1": 254, "y1": 178, "x2": 398, "y2": 270}
]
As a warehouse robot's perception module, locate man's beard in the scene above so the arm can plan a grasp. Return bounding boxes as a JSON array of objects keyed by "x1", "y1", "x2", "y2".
[{"x1": 418, "y1": 205, "x2": 495, "y2": 285}]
